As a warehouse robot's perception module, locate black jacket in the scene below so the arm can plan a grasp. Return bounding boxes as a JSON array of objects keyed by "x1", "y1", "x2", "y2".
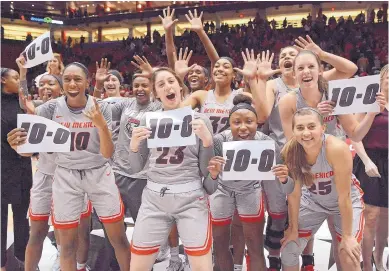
[{"x1": 1, "y1": 91, "x2": 32, "y2": 204}]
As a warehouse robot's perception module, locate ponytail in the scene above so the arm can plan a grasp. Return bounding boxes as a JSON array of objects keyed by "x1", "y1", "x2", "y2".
[
  {"x1": 281, "y1": 137, "x2": 314, "y2": 187},
  {"x1": 318, "y1": 74, "x2": 329, "y2": 99}
]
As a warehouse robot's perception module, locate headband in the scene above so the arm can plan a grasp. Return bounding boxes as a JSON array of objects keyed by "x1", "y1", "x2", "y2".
[
  {"x1": 293, "y1": 107, "x2": 323, "y2": 118},
  {"x1": 40, "y1": 74, "x2": 63, "y2": 89},
  {"x1": 108, "y1": 70, "x2": 123, "y2": 84},
  {"x1": 229, "y1": 102, "x2": 257, "y2": 118}
]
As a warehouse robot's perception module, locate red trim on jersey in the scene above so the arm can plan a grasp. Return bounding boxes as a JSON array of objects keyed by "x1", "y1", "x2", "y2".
[
  {"x1": 130, "y1": 243, "x2": 160, "y2": 255},
  {"x1": 185, "y1": 213, "x2": 213, "y2": 256},
  {"x1": 239, "y1": 193, "x2": 265, "y2": 223}
]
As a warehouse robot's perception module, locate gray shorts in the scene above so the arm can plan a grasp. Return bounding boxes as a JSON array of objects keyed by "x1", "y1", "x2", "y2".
[
  {"x1": 131, "y1": 187, "x2": 212, "y2": 256},
  {"x1": 297, "y1": 197, "x2": 364, "y2": 243},
  {"x1": 262, "y1": 179, "x2": 288, "y2": 219},
  {"x1": 29, "y1": 170, "x2": 91, "y2": 221},
  {"x1": 209, "y1": 185, "x2": 265, "y2": 225},
  {"x1": 51, "y1": 164, "x2": 123, "y2": 229}
]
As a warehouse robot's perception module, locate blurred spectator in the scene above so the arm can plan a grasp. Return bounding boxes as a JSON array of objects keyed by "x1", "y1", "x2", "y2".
[
  {"x1": 377, "y1": 8, "x2": 383, "y2": 22},
  {"x1": 374, "y1": 55, "x2": 381, "y2": 70},
  {"x1": 283, "y1": 17, "x2": 287, "y2": 28},
  {"x1": 369, "y1": 9, "x2": 376, "y2": 23},
  {"x1": 26, "y1": 33, "x2": 32, "y2": 43},
  {"x1": 80, "y1": 35, "x2": 85, "y2": 49},
  {"x1": 204, "y1": 21, "x2": 210, "y2": 33},
  {"x1": 67, "y1": 36, "x2": 73, "y2": 47},
  {"x1": 357, "y1": 53, "x2": 369, "y2": 72},
  {"x1": 1, "y1": 26, "x2": 4, "y2": 40},
  {"x1": 210, "y1": 21, "x2": 215, "y2": 33}
]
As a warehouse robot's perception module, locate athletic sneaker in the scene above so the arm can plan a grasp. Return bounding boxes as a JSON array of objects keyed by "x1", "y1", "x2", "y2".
[
  {"x1": 166, "y1": 259, "x2": 184, "y2": 271},
  {"x1": 52, "y1": 252, "x2": 61, "y2": 271}
]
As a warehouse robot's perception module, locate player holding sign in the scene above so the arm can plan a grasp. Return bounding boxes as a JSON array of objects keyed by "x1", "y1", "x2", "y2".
[
  {"x1": 15, "y1": 62, "x2": 130, "y2": 271},
  {"x1": 280, "y1": 108, "x2": 364, "y2": 271},
  {"x1": 207, "y1": 94, "x2": 288, "y2": 271},
  {"x1": 128, "y1": 68, "x2": 216, "y2": 271}
]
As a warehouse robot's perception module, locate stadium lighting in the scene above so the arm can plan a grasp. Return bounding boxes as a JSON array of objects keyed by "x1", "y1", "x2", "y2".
[
  {"x1": 32, "y1": 4, "x2": 34, "y2": 6},
  {"x1": 106, "y1": 7, "x2": 111, "y2": 11},
  {"x1": 137, "y1": 3, "x2": 142, "y2": 9}
]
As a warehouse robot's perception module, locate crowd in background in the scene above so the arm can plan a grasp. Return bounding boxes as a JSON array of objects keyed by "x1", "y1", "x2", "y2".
[{"x1": 8, "y1": 10, "x2": 389, "y2": 99}]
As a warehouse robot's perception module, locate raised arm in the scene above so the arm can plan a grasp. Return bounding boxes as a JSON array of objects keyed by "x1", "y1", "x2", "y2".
[
  {"x1": 279, "y1": 93, "x2": 297, "y2": 140},
  {"x1": 193, "y1": 115, "x2": 214, "y2": 177},
  {"x1": 159, "y1": 6, "x2": 178, "y2": 70},
  {"x1": 294, "y1": 35, "x2": 358, "y2": 80},
  {"x1": 338, "y1": 92, "x2": 386, "y2": 141},
  {"x1": 93, "y1": 58, "x2": 111, "y2": 98},
  {"x1": 255, "y1": 50, "x2": 282, "y2": 123},
  {"x1": 84, "y1": 99, "x2": 114, "y2": 158},
  {"x1": 185, "y1": 9, "x2": 219, "y2": 69},
  {"x1": 181, "y1": 89, "x2": 207, "y2": 109}
]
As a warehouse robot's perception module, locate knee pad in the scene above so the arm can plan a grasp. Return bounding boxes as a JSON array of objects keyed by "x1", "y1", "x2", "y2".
[
  {"x1": 280, "y1": 241, "x2": 301, "y2": 267},
  {"x1": 265, "y1": 216, "x2": 287, "y2": 249}
]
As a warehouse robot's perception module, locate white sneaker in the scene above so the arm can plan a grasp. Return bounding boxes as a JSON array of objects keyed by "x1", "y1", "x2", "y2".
[
  {"x1": 52, "y1": 252, "x2": 60, "y2": 271},
  {"x1": 166, "y1": 259, "x2": 184, "y2": 271},
  {"x1": 156, "y1": 244, "x2": 170, "y2": 262}
]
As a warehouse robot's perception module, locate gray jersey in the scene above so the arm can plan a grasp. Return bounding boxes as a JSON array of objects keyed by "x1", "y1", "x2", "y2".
[
  {"x1": 36, "y1": 95, "x2": 112, "y2": 170},
  {"x1": 301, "y1": 134, "x2": 362, "y2": 212},
  {"x1": 128, "y1": 111, "x2": 214, "y2": 185},
  {"x1": 111, "y1": 98, "x2": 162, "y2": 178},
  {"x1": 214, "y1": 130, "x2": 281, "y2": 193},
  {"x1": 104, "y1": 96, "x2": 126, "y2": 144},
  {"x1": 200, "y1": 89, "x2": 243, "y2": 134},
  {"x1": 296, "y1": 90, "x2": 339, "y2": 136},
  {"x1": 267, "y1": 77, "x2": 299, "y2": 147}
]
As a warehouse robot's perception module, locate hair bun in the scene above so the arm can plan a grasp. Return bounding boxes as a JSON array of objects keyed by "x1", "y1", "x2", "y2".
[{"x1": 233, "y1": 94, "x2": 252, "y2": 106}]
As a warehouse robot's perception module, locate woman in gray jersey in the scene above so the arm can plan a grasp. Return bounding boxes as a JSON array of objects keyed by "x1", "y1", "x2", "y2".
[
  {"x1": 256, "y1": 39, "x2": 360, "y2": 269},
  {"x1": 128, "y1": 67, "x2": 216, "y2": 271},
  {"x1": 280, "y1": 108, "x2": 364, "y2": 271},
  {"x1": 181, "y1": 50, "x2": 263, "y2": 134},
  {"x1": 279, "y1": 40, "x2": 386, "y2": 143},
  {"x1": 279, "y1": 44, "x2": 385, "y2": 269},
  {"x1": 14, "y1": 62, "x2": 131, "y2": 271},
  {"x1": 207, "y1": 94, "x2": 289, "y2": 271},
  {"x1": 11, "y1": 56, "x2": 91, "y2": 271}
]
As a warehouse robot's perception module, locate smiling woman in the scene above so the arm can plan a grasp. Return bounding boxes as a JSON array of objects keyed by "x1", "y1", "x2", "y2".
[{"x1": 280, "y1": 108, "x2": 364, "y2": 271}]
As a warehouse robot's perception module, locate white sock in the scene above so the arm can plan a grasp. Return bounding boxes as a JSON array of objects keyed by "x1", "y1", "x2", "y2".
[
  {"x1": 57, "y1": 245, "x2": 61, "y2": 255},
  {"x1": 76, "y1": 262, "x2": 86, "y2": 270},
  {"x1": 170, "y1": 246, "x2": 180, "y2": 262},
  {"x1": 234, "y1": 264, "x2": 243, "y2": 271}
]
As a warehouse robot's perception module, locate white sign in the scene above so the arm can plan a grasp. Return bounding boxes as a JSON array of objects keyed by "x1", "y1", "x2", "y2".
[
  {"x1": 22, "y1": 32, "x2": 54, "y2": 68},
  {"x1": 17, "y1": 114, "x2": 71, "y2": 153},
  {"x1": 146, "y1": 106, "x2": 196, "y2": 148},
  {"x1": 329, "y1": 75, "x2": 380, "y2": 115},
  {"x1": 222, "y1": 140, "x2": 275, "y2": 181}
]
